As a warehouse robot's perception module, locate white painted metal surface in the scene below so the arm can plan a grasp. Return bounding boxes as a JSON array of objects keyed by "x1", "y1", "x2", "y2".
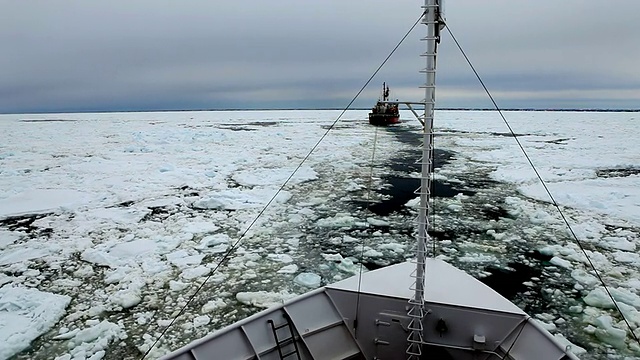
[
  {"x1": 162, "y1": 257, "x2": 579, "y2": 360},
  {"x1": 329, "y1": 259, "x2": 525, "y2": 315}
]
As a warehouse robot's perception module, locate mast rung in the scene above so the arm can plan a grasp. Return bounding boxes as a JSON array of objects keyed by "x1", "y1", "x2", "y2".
[
  {"x1": 407, "y1": 348, "x2": 422, "y2": 357},
  {"x1": 420, "y1": 36, "x2": 439, "y2": 41},
  {"x1": 415, "y1": 249, "x2": 428, "y2": 256},
  {"x1": 409, "y1": 286, "x2": 424, "y2": 294},
  {"x1": 421, "y1": 4, "x2": 440, "y2": 8},
  {"x1": 406, "y1": 349, "x2": 422, "y2": 357},
  {"x1": 408, "y1": 318, "x2": 424, "y2": 327},
  {"x1": 415, "y1": 189, "x2": 431, "y2": 196},
  {"x1": 419, "y1": 69, "x2": 436, "y2": 73},
  {"x1": 419, "y1": 85, "x2": 436, "y2": 89},
  {"x1": 420, "y1": 52, "x2": 437, "y2": 57},
  {"x1": 407, "y1": 340, "x2": 424, "y2": 349},
  {"x1": 408, "y1": 320, "x2": 424, "y2": 331},
  {"x1": 407, "y1": 349, "x2": 422, "y2": 357},
  {"x1": 409, "y1": 268, "x2": 421, "y2": 277},
  {"x1": 407, "y1": 306, "x2": 425, "y2": 316},
  {"x1": 407, "y1": 339, "x2": 424, "y2": 346},
  {"x1": 413, "y1": 185, "x2": 432, "y2": 192}
]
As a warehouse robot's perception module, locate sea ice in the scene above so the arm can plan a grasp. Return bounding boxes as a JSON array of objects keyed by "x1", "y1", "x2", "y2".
[
  {"x1": 63, "y1": 320, "x2": 127, "y2": 360},
  {"x1": 0, "y1": 286, "x2": 71, "y2": 359},
  {"x1": 0, "y1": 189, "x2": 94, "y2": 219},
  {"x1": 363, "y1": 249, "x2": 384, "y2": 258},
  {"x1": 600, "y1": 236, "x2": 636, "y2": 252},
  {"x1": 336, "y1": 258, "x2": 361, "y2": 275},
  {"x1": 108, "y1": 289, "x2": 142, "y2": 310},
  {"x1": 317, "y1": 214, "x2": 359, "y2": 228},
  {"x1": 366, "y1": 217, "x2": 389, "y2": 226},
  {"x1": 593, "y1": 315, "x2": 627, "y2": 349},
  {"x1": 2, "y1": 110, "x2": 639, "y2": 359},
  {"x1": 553, "y1": 333, "x2": 587, "y2": 355},
  {"x1": 549, "y1": 256, "x2": 573, "y2": 269},
  {"x1": 198, "y1": 234, "x2": 230, "y2": 249},
  {"x1": 379, "y1": 243, "x2": 406, "y2": 254},
  {"x1": 293, "y1": 273, "x2": 321, "y2": 288},
  {"x1": 0, "y1": 246, "x2": 52, "y2": 266},
  {"x1": 0, "y1": 230, "x2": 20, "y2": 249},
  {"x1": 166, "y1": 250, "x2": 205, "y2": 268},
  {"x1": 267, "y1": 254, "x2": 293, "y2": 263},
  {"x1": 201, "y1": 299, "x2": 226, "y2": 313},
  {"x1": 236, "y1": 291, "x2": 296, "y2": 308},
  {"x1": 322, "y1": 253, "x2": 344, "y2": 262},
  {"x1": 232, "y1": 166, "x2": 317, "y2": 186},
  {"x1": 169, "y1": 280, "x2": 189, "y2": 292},
  {"x1": 193, "y1": 315, "x2": 211, "y2": 328},
  {"x1": 277, "y1": 264, "x2": 299, "y2": 274},
  {"x1": 458, "y1": 253, "x2": 497, "y2": 263},
  {"x1": 180, "y1": 266, "x2": 210, "y2": 280}
]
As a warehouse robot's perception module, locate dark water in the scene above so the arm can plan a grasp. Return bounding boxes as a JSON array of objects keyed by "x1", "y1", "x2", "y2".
[
  {"x1": 359, "y1": 126, "x2": 564, "y2": 313},
  {"x1": 355, "y1": 126, "x2": 473, "y2": 216}
]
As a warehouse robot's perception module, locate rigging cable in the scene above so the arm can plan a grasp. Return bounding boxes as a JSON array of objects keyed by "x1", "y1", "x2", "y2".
[
  {"x1": 352, "y1": 9, "x2": 428, "y2": 334},
  {"x1": 443, "y1": 23, "x2": 640, "y2": 347},
  {"x1": 431, "y1": 128, "x2": 437, "y2": 257},
  {"x1": 141, "y1": 10, "x2": 427, "y2": 358},
  {"x1": 354, "y1": 124, "x2": 379, "y2": 335}
]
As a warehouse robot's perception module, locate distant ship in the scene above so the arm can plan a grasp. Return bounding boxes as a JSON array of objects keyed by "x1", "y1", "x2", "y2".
[{"x1": 368, "y1": 82, "x2": 400, "y2": 125}]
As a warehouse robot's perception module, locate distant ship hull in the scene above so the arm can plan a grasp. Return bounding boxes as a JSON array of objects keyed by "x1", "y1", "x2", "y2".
[{"x1": 368, "y1": 112, "x2": 400, "y2": 126}]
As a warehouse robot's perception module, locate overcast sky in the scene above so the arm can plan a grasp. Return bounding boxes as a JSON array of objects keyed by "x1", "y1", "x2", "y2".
[{"x1": 1, "y1": 1, "x2": 639, "y2": 113}]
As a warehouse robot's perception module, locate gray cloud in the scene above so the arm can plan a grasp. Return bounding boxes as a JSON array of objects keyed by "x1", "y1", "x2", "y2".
[{"x1": 1, "y1": 0, "x2": 639, "y2": 113}]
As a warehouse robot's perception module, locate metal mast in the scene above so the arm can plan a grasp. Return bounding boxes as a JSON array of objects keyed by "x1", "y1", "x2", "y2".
[{"x1": 407, "y1": 0, "x2": 440, "y2": 358}]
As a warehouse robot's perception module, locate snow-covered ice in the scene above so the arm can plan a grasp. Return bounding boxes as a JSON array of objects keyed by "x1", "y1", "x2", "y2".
[
  {"x1": 293, "y1": 272, "x2": 321, "y2": 288},
  {"x1": 1, "y1": 110, "x2": 639, "y2": 359},
  {"x1": 0, "y1": 286, "x2": 71, "y2": 359}
]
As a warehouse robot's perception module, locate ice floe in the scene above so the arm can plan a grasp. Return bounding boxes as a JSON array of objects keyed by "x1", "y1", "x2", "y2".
[{"x1": 0, "y1": 286, "x2": 71, "y2": 359}]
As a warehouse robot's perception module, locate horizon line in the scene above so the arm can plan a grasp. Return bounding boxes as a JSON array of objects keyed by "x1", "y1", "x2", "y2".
[{"x1": 2, "y1": 107, "x2": 639, "y2": 115}]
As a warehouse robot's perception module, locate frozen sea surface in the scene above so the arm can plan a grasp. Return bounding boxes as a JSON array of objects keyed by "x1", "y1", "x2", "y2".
[{"x1": 0, "y1": 110, "x2": 639, "y2": 359}]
